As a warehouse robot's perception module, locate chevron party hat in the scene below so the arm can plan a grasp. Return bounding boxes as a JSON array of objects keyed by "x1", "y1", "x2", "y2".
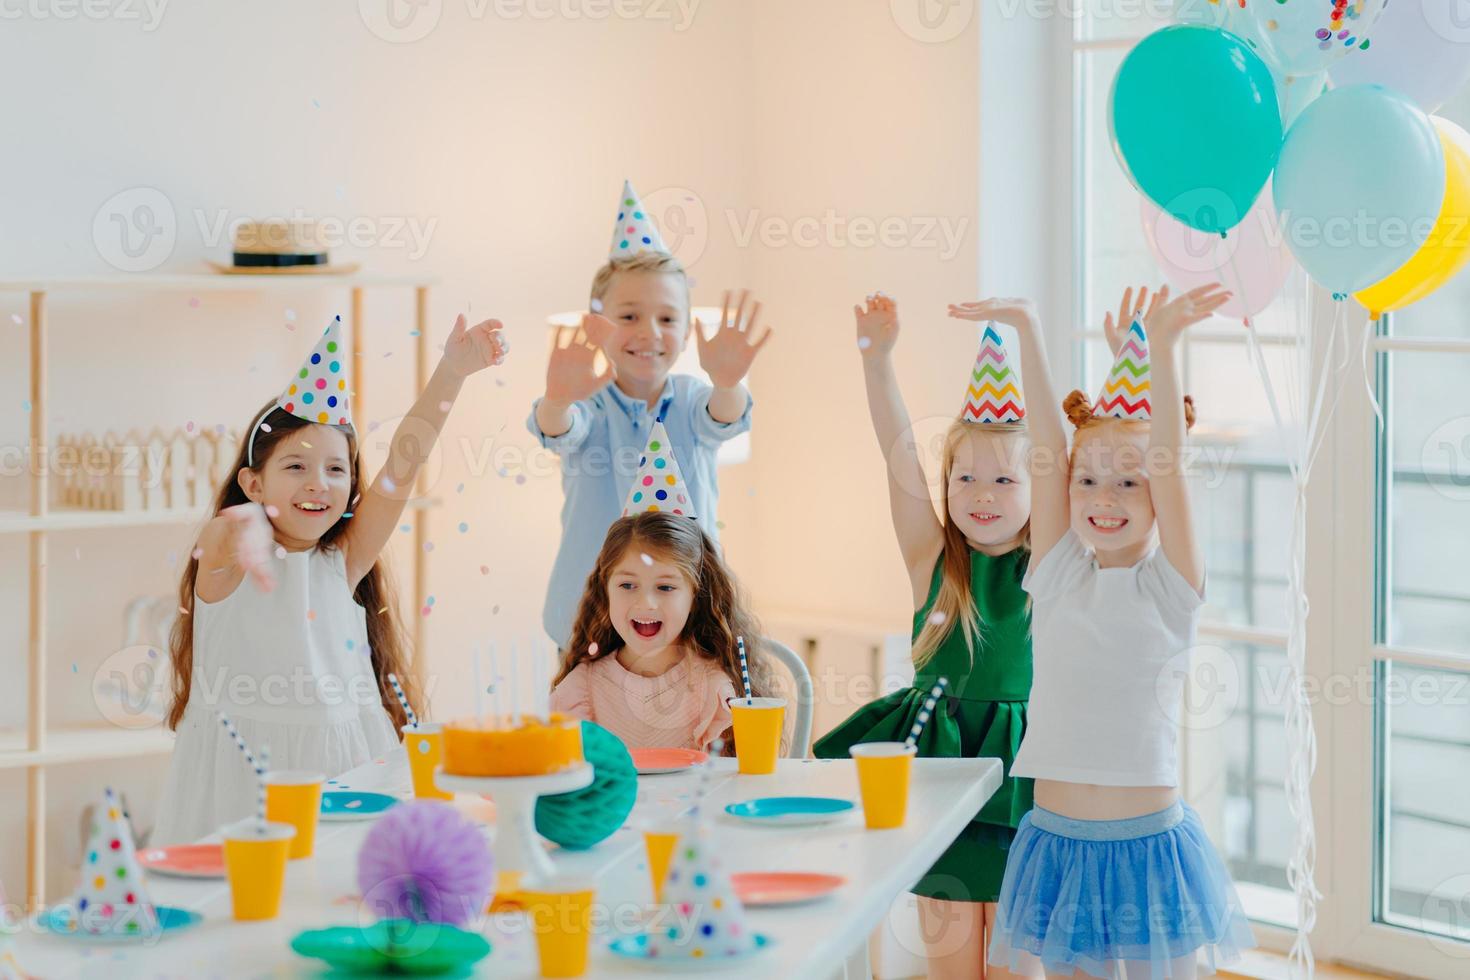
[
  {"x1": 1094, "y1": 317, "x2": 1151, "y2": 420},
  {"x1": 623, "y1": 403, "x2": 695, "y2": 519},
  {"x1": 609, "y1": 179, "x2": 669, "y2": 259},
  {"x1": 961, "y1": 323, "x2": 1025, "y2": 423},
  {"x1": 248, "y1": 315, "x2": 355, "y2": 465},
  {"x1": 59, "y1": 788, "x2": 161, "y2": 938}
]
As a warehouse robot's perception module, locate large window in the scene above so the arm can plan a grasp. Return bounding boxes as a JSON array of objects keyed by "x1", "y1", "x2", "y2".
[{"x1": 1068, "y1": 3, "x2": 1470, "y2": 973}]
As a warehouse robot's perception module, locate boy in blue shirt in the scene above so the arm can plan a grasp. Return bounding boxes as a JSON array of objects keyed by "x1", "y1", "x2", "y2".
[{"x1": 528, "y1": 181, "x2": 773, "y2": 649}]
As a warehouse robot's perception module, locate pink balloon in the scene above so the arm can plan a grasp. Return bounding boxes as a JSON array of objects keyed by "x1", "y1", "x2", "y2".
[{"x1": 1140, "y1": 183, "x2": 1294, "y2": 321}]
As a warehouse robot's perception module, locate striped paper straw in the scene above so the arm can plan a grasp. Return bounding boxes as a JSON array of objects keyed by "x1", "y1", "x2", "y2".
[
  {"x1": 736, "y1": 635, "x2": 753, "y2": 704},
  {"x1": 257, "y1": 743, "x2": 270, "y2": 835},
  {"x1": 691, "y1": 738, "x2": 723, "y2": 820},
  {"x1": 218, "y1": 713, "x2": 260, "y2": 773},
  {"x1": 905, "y1": 677, "x2": 949, "y2": 750},
  {"x1": 387, "y1": 672, "x2": 418, "y2": 728}
]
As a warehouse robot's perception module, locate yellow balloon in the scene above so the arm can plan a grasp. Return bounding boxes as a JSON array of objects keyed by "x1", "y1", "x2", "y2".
[{"x1": 1355, "y1": 116, "x2": 1470, "y2": 316}]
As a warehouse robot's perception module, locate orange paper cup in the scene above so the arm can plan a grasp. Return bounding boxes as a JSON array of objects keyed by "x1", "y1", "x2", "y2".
[
  {"x1": 729, "y1": 697, "x2": 786, "y2": 775},
  {"x1": 642, "y1": 825, "x2": 681, "y2": 903},
  {"x1": 520, "y1": 879, "x2": 596, "y2": 978},
  {"x1": 402, "y1": 723, "x2": 452, "y2": 800},
  {"x1": 264, "y1": 770, "x2": 324, "y2": 859},
  {"x1": 222, "y1": 819, "x2": 296, "y2": 920},
  {"x1": 850, "y1": 742, "x2": 916, "y2": 829}
]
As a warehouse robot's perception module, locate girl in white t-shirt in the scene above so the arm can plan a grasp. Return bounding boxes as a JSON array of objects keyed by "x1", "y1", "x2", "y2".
[{"x1": 954, "y1": 287, "x2": 1253, "y2": 978}]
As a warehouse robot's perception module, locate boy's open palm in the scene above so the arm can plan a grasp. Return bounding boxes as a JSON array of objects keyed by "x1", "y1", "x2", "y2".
[
  {"x1": 854, "y1": 293, "x2": 899, "y2": 357},
  {"x1": 546, "y1": 315, "x2": 616, "y2": 404}
]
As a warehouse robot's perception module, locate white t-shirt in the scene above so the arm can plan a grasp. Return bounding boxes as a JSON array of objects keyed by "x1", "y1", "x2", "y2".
[{"x1": 1010, "y1": 529, "x2": 1204, "y2": 788}]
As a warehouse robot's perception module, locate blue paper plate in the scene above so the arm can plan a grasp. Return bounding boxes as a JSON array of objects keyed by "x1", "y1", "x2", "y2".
[
  {"x1": 723, "y1": 796, "x2": 854, "y2": 826},
  {"x1": 36, "y1": 905, "x2": 201, "y2": 942},
  {"x1": 320, "y1": 790, "x2": 400, "y2": 822},
  {"x1": 608, "y1": 932, "x2": 773, "y2": 971}
]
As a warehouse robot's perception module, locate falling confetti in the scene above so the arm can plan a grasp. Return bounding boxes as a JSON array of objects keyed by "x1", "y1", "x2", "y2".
[
  {"x1": 192, "y1": 548, "x2": 204, "y2": 560},
  {"x1": 589, "y1": 642, "x2": 599, "y2": 655},
  {"x1": 438, "y1": 401, "x2": 451, "y2": 412},
  {"x1": 311, "y1": 97, "x2": 321, "y2": 109},
  {"x1": 9, "y1": 314, "x2": 20, "y2": 325},
  {"x1": 590, "y1": 298, "x2": 604, "y2": 313},
  {"x1": 300, "y1": 441, "x2": 312, "y2": 449},
  {"x1": 260, "y1": 422, "x2": 272, "y2": 433},
  {"x1": 427, "y1": 596, "x2": 436, "y2": 606},
  {"x1": 186, "y1": 421, "x2": 194, "y2": 432},
  {"x1": 382, "y1": 477, "x2": 396, "y2": 493},
  {"x1": 307, "y1": 610, "x2": 317, "y2": 622},
  {"x1": 857, "y1": 337, "x2": 872, "y2": 350},
  {"x1": 928, "y1": 611, "x2": 947, "y2": 625},
  {"x1": 423, "y1": 541, "x2": 434, "y2": 553},
  {"x1": 492, "y1": 605, "x2": 500, "y2": 614},
  {"x1": 409, "y1": 330, "x2": 420, "y2": 337},
  {"x1": 514, "y1": 475, "x2": 526, "y2": 485},
  {"x1": 479, "y1": 565, "x2": 489, "y2": 575},
  {"x1": 187, "y1": 297, "x2": 200, "y2": 309},
  {"x1": 399, "y1": 524, "x2": 411, "y2": 534},
  {"x1": 285, "y1": 308, "x2": 297, "y2": 321},
  {"x1": 21, "y1": 400, "x2": 30, "y2": 413},
  {"x1": 275, "y1": 546, "x2": 287, "y2": 559},
  {"x1": 458, "y1": 522, "x2": 469, "y2": 533},
  {"x1": 640, "y1": 553, "x2": 653, "y2": 566},
  {"x1": 456, "y1": 483, "x2": 465, "y2": 494},
  {"x1": 72, "y1": 663, "x2": 78, "y2": 673}
]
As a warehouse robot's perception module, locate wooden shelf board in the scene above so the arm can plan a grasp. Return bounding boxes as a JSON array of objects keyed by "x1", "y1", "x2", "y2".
[
  {"x1": 0, "y1": 271, "x2": 437, "y2": 293},
  {"x1": 0, "y1": 726, "x2": 173, "y2": 770}
]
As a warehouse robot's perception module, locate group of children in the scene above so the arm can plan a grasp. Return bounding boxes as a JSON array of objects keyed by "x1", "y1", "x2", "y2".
[{"x1": 154, "y1": 181, "x2": 1253, "y2": 978}]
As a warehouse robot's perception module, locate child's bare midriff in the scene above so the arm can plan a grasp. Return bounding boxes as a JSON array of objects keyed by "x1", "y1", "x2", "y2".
[{"x1": 1034, "y1": 778, "x2": 1179, "y2": 820}]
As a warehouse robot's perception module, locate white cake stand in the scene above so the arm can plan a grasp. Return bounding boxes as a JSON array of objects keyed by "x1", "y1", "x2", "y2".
[{"x1": 436, "y1": 765, "x2": 593, "y2": 885}]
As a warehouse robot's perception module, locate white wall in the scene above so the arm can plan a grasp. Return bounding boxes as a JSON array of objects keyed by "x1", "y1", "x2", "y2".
[{"x1": 0, "y1": 0, "x2": 994, "y2": 902}]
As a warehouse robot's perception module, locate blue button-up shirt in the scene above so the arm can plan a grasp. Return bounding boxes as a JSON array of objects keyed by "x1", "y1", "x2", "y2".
[{"x1": 527, "y1": 374, "x2": 752, "y2": 649}]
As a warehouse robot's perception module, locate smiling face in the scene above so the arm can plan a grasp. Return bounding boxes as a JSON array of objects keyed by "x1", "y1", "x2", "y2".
[
  {"x1": 1069, "y1": 422, "x2": 1156, "y2": 557},
  {"x1": 598, "y1": 269, "x2": 691, "y2": 396},
  {"x1": 943, "y1": 424, "x2": 1031, "y2": 552},
  {"x1": 238, "y1": 424, "x2": 353, "y2": 549},
  {"x1": 606, "y1": 543, "x2": 697, "y2": 658}
]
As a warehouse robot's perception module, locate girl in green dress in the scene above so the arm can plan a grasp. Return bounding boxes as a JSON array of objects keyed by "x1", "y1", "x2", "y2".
[{"x1": 814, "y1": 293, "x2": 1034, "y2": 980}]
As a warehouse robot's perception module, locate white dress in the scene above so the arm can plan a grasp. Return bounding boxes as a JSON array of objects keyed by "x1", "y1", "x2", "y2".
[{"x1": 152, "y1": 545, "x2": 399, "y2": 846}]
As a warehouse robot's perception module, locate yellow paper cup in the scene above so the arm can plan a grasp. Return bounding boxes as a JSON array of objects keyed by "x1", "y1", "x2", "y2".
[
  {"x1": 729, "y1": 696, "x2": 786, "y2": 775},
  {"x1": 850, "y1": 742, "x2": 916, "y2": 829},
  {"x1": 264, "y1": 770, "x2": 324, "y2": 859},
  {"x1": 402, "y1": 723, "x2": 452, "y2": 800},
  {"x1": 520, "y1": 879, "x2": 596, "y2": 978},
  {"x1": 222, "y1": 819, "x2": 296, "y2": 920},
  {"x1": 643, "y1": 826, "x2": 681, "y2": 903}
]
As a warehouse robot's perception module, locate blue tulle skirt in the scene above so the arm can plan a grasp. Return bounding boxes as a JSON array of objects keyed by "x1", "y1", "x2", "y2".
[{"x1": 988, "y1": 802, "x2": 1254, "y2": 978}]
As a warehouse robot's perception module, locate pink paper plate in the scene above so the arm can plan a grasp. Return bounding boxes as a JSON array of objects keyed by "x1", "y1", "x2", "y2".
[
  {"x1": 730, "y1": 872, "x2": 845, "y2": 907},
  {"x1": 138, "y1": 844, "x2": 226, "y2": 879},
  {"x1": 630, "y1": 747, "x2": 708, "y2": 774}
]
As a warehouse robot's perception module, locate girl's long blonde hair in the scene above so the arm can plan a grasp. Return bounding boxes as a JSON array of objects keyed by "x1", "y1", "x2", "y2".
[
  {"x1": 910, "y1": 419, "x2": 1031, "y2": 669},
  {"x1": 555, "y1": 513, "x2": 777, "y2": 753},
  {"x1": 165, "y1": 400, "x2": 422, "y2": 732}
]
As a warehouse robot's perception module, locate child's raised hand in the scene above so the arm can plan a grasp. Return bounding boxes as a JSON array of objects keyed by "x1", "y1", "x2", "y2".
[
  {"x1": 1103, "y1": 285, "x2": 1167, "y2": 355},
  {"x1": 696, "y1": 289, "x2": 773, "y2": 388},
  {"x1": 1146, "y1": 283, "x2": 1232, "y2": 348},
  {"x1": 443, "y1": 314, "x2": 509, "y2": 378},
  {"x1": 545, "y1": 315, "x2": 616, "y2": 406},
  {"x1": 947, "y1": 297, "x2": 1039, "y2": 332},
  {"x1": 854, "y1": 293, "x2": 899, "y2": 358},
  {"x1": 220, "y1": 502, "x2": 276, "y2": 593}
]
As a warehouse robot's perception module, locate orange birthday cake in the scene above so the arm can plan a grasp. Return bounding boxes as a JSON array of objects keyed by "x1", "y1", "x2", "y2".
[{"x1": 442, "y1": 714, "x2": 584, "y2": 777}]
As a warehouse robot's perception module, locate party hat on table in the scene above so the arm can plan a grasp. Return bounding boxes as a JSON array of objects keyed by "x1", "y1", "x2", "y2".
[
  {"x1": 60, "y1": 788, "x2": 160, "y2": 938},
  {"x1": 622, "y1": 403, "x2": 695, "y2": 519},
  {"x1": 1094, "y1": 317, "x2": 1151, "y2": 420},
  {"x1": 961, "y1": 324, "x2": 1025, "y2": 423},
  {"x1": 608, "y1": 180, "x2": 669, "y2": 260},
  {"x1": 645, "y1": 748, "x2": 754, "y2": 961}
]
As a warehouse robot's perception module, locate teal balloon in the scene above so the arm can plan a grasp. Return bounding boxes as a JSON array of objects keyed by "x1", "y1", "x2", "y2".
[
  {"x1": 1110, "y1": 25, "x2": 1282, "y2": 234},
  {"x1": 534, "y1": 721, "x2": 636, "y2": 851},
  {"x1": 1273, "y1": 84, "x2": 1445, "y2": 294}
]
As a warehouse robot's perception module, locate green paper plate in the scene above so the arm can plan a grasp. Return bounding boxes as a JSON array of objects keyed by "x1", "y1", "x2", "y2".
[{"x1": 290, "y1": 919, "x2": 491, "y2": 976}]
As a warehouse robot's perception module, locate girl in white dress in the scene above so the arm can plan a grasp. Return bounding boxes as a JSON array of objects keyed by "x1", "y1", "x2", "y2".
[{"x1": 153, "y1": 313, "x2": 508, "y2": 845}]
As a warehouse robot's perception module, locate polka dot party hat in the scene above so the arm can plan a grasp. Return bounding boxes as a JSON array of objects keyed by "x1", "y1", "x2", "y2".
[
  {"x1": 608, "y1": 179, "x2": 669, "y2": 260},
  {"x1": 250, "y1": 315, "x2": 355, "y2": 465},
  {"x1": 645, "y1": 819, "x2": 756, "y2": 961},
  {"x1": 1094, "y1": 317, "x2": 1151, "y2": 420},
  {"x1": 60, "y1": 788, "x2": 160, "y2": 938},
  {"x1": 278, "y1": 315, "x2": 353, "y2": 427},
  {"x1": 962, "y1": 323, "x2": 1025, "y2": 423},
  {"x1": 622, "y1": 406, "x2": 696, "y2": 519}
]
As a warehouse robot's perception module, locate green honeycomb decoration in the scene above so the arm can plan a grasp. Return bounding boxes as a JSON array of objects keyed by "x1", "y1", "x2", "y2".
[{"x1": 534, "y1": 721, "x2": 636, "y2": 850}]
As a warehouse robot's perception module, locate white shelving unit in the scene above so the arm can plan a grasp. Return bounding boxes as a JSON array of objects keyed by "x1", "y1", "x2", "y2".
[{"x1": 1, "y1": 271, "x2": 439, "y2": 905}]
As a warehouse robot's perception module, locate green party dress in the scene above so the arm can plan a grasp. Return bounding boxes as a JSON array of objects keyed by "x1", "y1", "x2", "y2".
[{"x1": 814, "y1": 547, "x2": 1033, "y2": 902}]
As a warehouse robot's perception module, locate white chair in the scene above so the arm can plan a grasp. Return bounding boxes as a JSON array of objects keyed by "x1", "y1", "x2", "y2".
[{"x1": 764, "y1": 639, "x2": 814, "y2": 758}]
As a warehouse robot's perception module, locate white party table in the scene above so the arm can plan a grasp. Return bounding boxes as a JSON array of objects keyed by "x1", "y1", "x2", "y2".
[{"x1": 13, "y1": 752, "x2": 1001, "y2": 979}]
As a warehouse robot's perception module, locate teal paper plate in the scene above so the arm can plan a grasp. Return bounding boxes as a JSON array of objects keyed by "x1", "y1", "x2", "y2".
[
  {"x1": 723, "y1": 796, "x2": 854, "y2": 826},
  {"x1": 608, "y1": 932, "x2": 773, "y2": 971},
  {"x1": 320, "y1": 791, "x2": 400, "y2": 821}
]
